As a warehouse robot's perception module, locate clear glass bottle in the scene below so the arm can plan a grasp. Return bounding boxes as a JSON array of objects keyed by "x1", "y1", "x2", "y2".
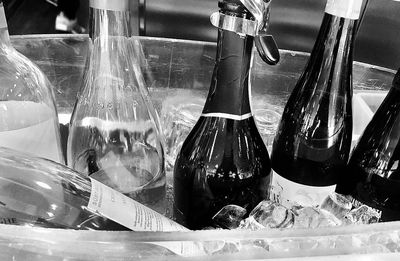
[
  {"x1": 67, "y1": 0, "x2": 166, "y2": 214},
  {"x1": 0, "y1": 147, "x2": 126, "y2": 230},
  {"x1": 270, "y1": 0, "x2": 362, "y2": 207},
  {"x1": 0, "y1": 2, "x2": 63, "y2": 163}
]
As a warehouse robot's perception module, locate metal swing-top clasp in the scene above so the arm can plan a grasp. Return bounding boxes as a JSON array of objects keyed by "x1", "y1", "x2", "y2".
[{"x1": 210, "y1": 0, "x2": 280, "y2": 65}]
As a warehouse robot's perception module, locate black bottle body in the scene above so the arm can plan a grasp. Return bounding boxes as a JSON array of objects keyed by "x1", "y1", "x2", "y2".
[
  {"x1": 340, "y1": 72, "x2": 400, "y2": 221},
  {"x1": 174, "y1": 116, "x2": 270, "y2": 229},
  {"x1": 271, "y1": 13, "x2": 356, "y2": 207},
  {"x1": 173, "y1": 3, "x2": 271, "y2": 230}
]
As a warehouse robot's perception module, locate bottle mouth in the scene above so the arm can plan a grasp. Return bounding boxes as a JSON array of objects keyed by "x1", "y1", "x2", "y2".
[
  {"x1": 218, "y1": 0, "x2": 253, "y2": 19},
  {"x1": 89, "y1": 0, "x2": 130, "y2": 12}
]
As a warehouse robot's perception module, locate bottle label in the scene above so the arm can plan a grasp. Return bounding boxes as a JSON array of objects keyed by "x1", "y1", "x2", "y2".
[
  {"x1": 0, "y1": 5, "x2": 7, "y2": 29},
  {"x1": 325, "y1": 0, "x2": 363, "y2": 20},
  {"x1": 88, "y1": 178, "x2": 206, "y2": 257},
  {"x1": 88, "y1": 178, "x2": 187, "y2": 232},
  {"x1": 269, "y1": 170, "x2": 336, "y2": 207},
  {"x1": 89, "y1": 0, "x2": 130, "y2": 11},
  {"x1": 201, "y1": 112, "x2": 252, "y2": 121}
]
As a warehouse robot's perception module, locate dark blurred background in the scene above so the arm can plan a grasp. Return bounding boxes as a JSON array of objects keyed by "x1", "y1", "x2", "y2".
[{"x1": 3, "y1": 0, "x2": 400, "y2": 70}]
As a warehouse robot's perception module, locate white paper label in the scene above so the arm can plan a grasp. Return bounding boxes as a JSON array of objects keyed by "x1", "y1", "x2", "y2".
[
  {"x1": 0, "y1": 5, "x2": 7, "y2": 29},
  {"x1": 201, "y1": 112, "x2": 252, "y2": 120},
  {"x1": 325, "y1": 0, "x2": 363, "y2": 20},
  {"x1": 89, "y1": 0, "x2": 129, "y2": 11},
  {"x1": 88, "y1": 178, "x2": 187, "y2": 232},
  {"x1": 88, "y1": 179, "x2": 205, "y2": 257},
  {"x1": 270, "y1": 170, "x2": 336, "y2": 207}
]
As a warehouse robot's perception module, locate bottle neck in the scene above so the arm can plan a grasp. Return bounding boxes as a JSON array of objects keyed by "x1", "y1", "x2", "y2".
[
  {"x1": 89, "y1": 3, "x2": 131, "y2": 41},
  {"x1": 302, "y1": 12, "x2": 357, "y2": 90},
  {"x1": 325, "y1": 0, "x2": 362, "y2": 20},
  {"x1": 0, "y1": 3, "x2": 11, "y2": 48},
  {"x1": 82, "y1": 0, "x2": 136, "y2": 104},
  {"x1": 202, "y1": 29, "x2": 254, "y2": 119}
]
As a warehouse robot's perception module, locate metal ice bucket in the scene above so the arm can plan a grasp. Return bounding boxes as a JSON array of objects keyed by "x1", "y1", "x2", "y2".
[{"x1": 1, "y1": 34, "x2": 398, "y2": 260}]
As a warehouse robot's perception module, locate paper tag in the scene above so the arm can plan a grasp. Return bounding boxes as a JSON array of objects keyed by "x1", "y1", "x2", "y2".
[
  {"x1": 89, "y1": 0, "x2": 129, "y2": 11},
  {"x1": 0, "y1": 4, "x2": 7, "y2": 29},
  {"x1": 88, "y1": 179, "x2": 207, "y2": 257},
  {"x1": 325, "y1": 0, "x2": 363, "y2": 20},
  {"x1": 270, "y1": 170, "x2": 336, "y2": 207},
  {"x1": 88, "y1": 178, "x2": 187, "y2": 232}
]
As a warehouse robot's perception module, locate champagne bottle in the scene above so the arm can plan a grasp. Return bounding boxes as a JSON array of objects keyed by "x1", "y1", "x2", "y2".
[
  {"x1": 270, "y1": 0, "x2": 363, "y2": 207},
  {"x1": 173, "y1": 0, "x2": 271, "y2": 230},
  {"x1": 339, "y1": 69, "x2": 400, "y2": 222},
  {"x1": 67, "y1": 0, "x2": 166, "y2": 214},
  {"x1": 0, "y1": 2, "x2": 63, "y2": 163}
]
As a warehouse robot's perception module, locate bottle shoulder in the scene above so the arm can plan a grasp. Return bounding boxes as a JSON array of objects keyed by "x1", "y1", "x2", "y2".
[{"x1": 175, "y1": 116, "x2": 270, "y2": 171}]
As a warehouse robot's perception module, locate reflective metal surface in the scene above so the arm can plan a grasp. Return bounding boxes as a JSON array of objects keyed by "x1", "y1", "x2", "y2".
[
  {"x1": 9, "y1": 34, "x2": 395, "y2": 117},
  {"x1": 144, "y1": 0, "x2": 400, "y2": 70},
  {"x1": 2, "y1": 33, "x2": 398, "y2": 260}
]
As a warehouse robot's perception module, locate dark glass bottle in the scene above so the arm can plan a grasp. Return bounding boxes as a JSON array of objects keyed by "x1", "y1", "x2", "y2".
[
  {"x1": 270, "y1": 0, "x2": 362, "y2": 207},
  {"x1": 340, "y1": 69, "x2": 400, "y2": 222},
  {"x1": 173, "y1": 0, "x2": 271, "y2": 230}
]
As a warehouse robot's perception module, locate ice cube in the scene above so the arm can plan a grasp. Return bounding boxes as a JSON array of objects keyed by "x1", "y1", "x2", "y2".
[
  {"x1": 345, "y1": 205, "x2": 381, "y2": 225},
  {"x1": 202, "y1": 240, "x2": 226, "y2": 255},
  {"x1": 238, "y1": 216, "x2": 266, "y2": 230},
  {"x1": 357, "y1": 244, "x2": 391, "y2": 254},
  {"x1": 318, "y1": 209, "x2": 343, "y2": 227},
  {"x1": 252, "y1": 239, "x2": 270, "y2": 252},
  {"x1": 268, "y1": 185, "x2": 283, "y2": 205},
  {"x1": 293, "y1": 207, "x2": 341, "y2": 229},
  {"x1": 368, "y1": 232, "x2": 400, "y2": 252},
  {"x1": 203, "y1": 241, "x2": 241, "y2": 255},
  {"x1": 320, "y1": 193, "x2": 352, "y2": 220},
  {"x1": 247, "y1": 200, "x2": 294, "y2": 229},
  {"x1": 212, "y1": 205, "x2": 247, "y2": 229},
  {"x1": 268, "y1": 238, "x2": 319, "y2": 253}
]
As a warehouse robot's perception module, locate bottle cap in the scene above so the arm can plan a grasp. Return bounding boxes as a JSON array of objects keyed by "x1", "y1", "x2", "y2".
[
  {"x1": 325, "y1": 0, "x2": 363, "y2": 20},
  {"x1": 218, "y1": 0, "x2": 252, "y2": 18},
  {"x1": 0, "y1": 3, "x2": 6, "y2": 29},
  {"x1": 89, "y1": 0, "x2": 130, "y2": 11}
]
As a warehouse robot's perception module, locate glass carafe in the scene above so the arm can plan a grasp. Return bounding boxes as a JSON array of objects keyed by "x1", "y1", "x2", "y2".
[{"x1": 67, "y1": 0, "x2": 166, "y2": 214}]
